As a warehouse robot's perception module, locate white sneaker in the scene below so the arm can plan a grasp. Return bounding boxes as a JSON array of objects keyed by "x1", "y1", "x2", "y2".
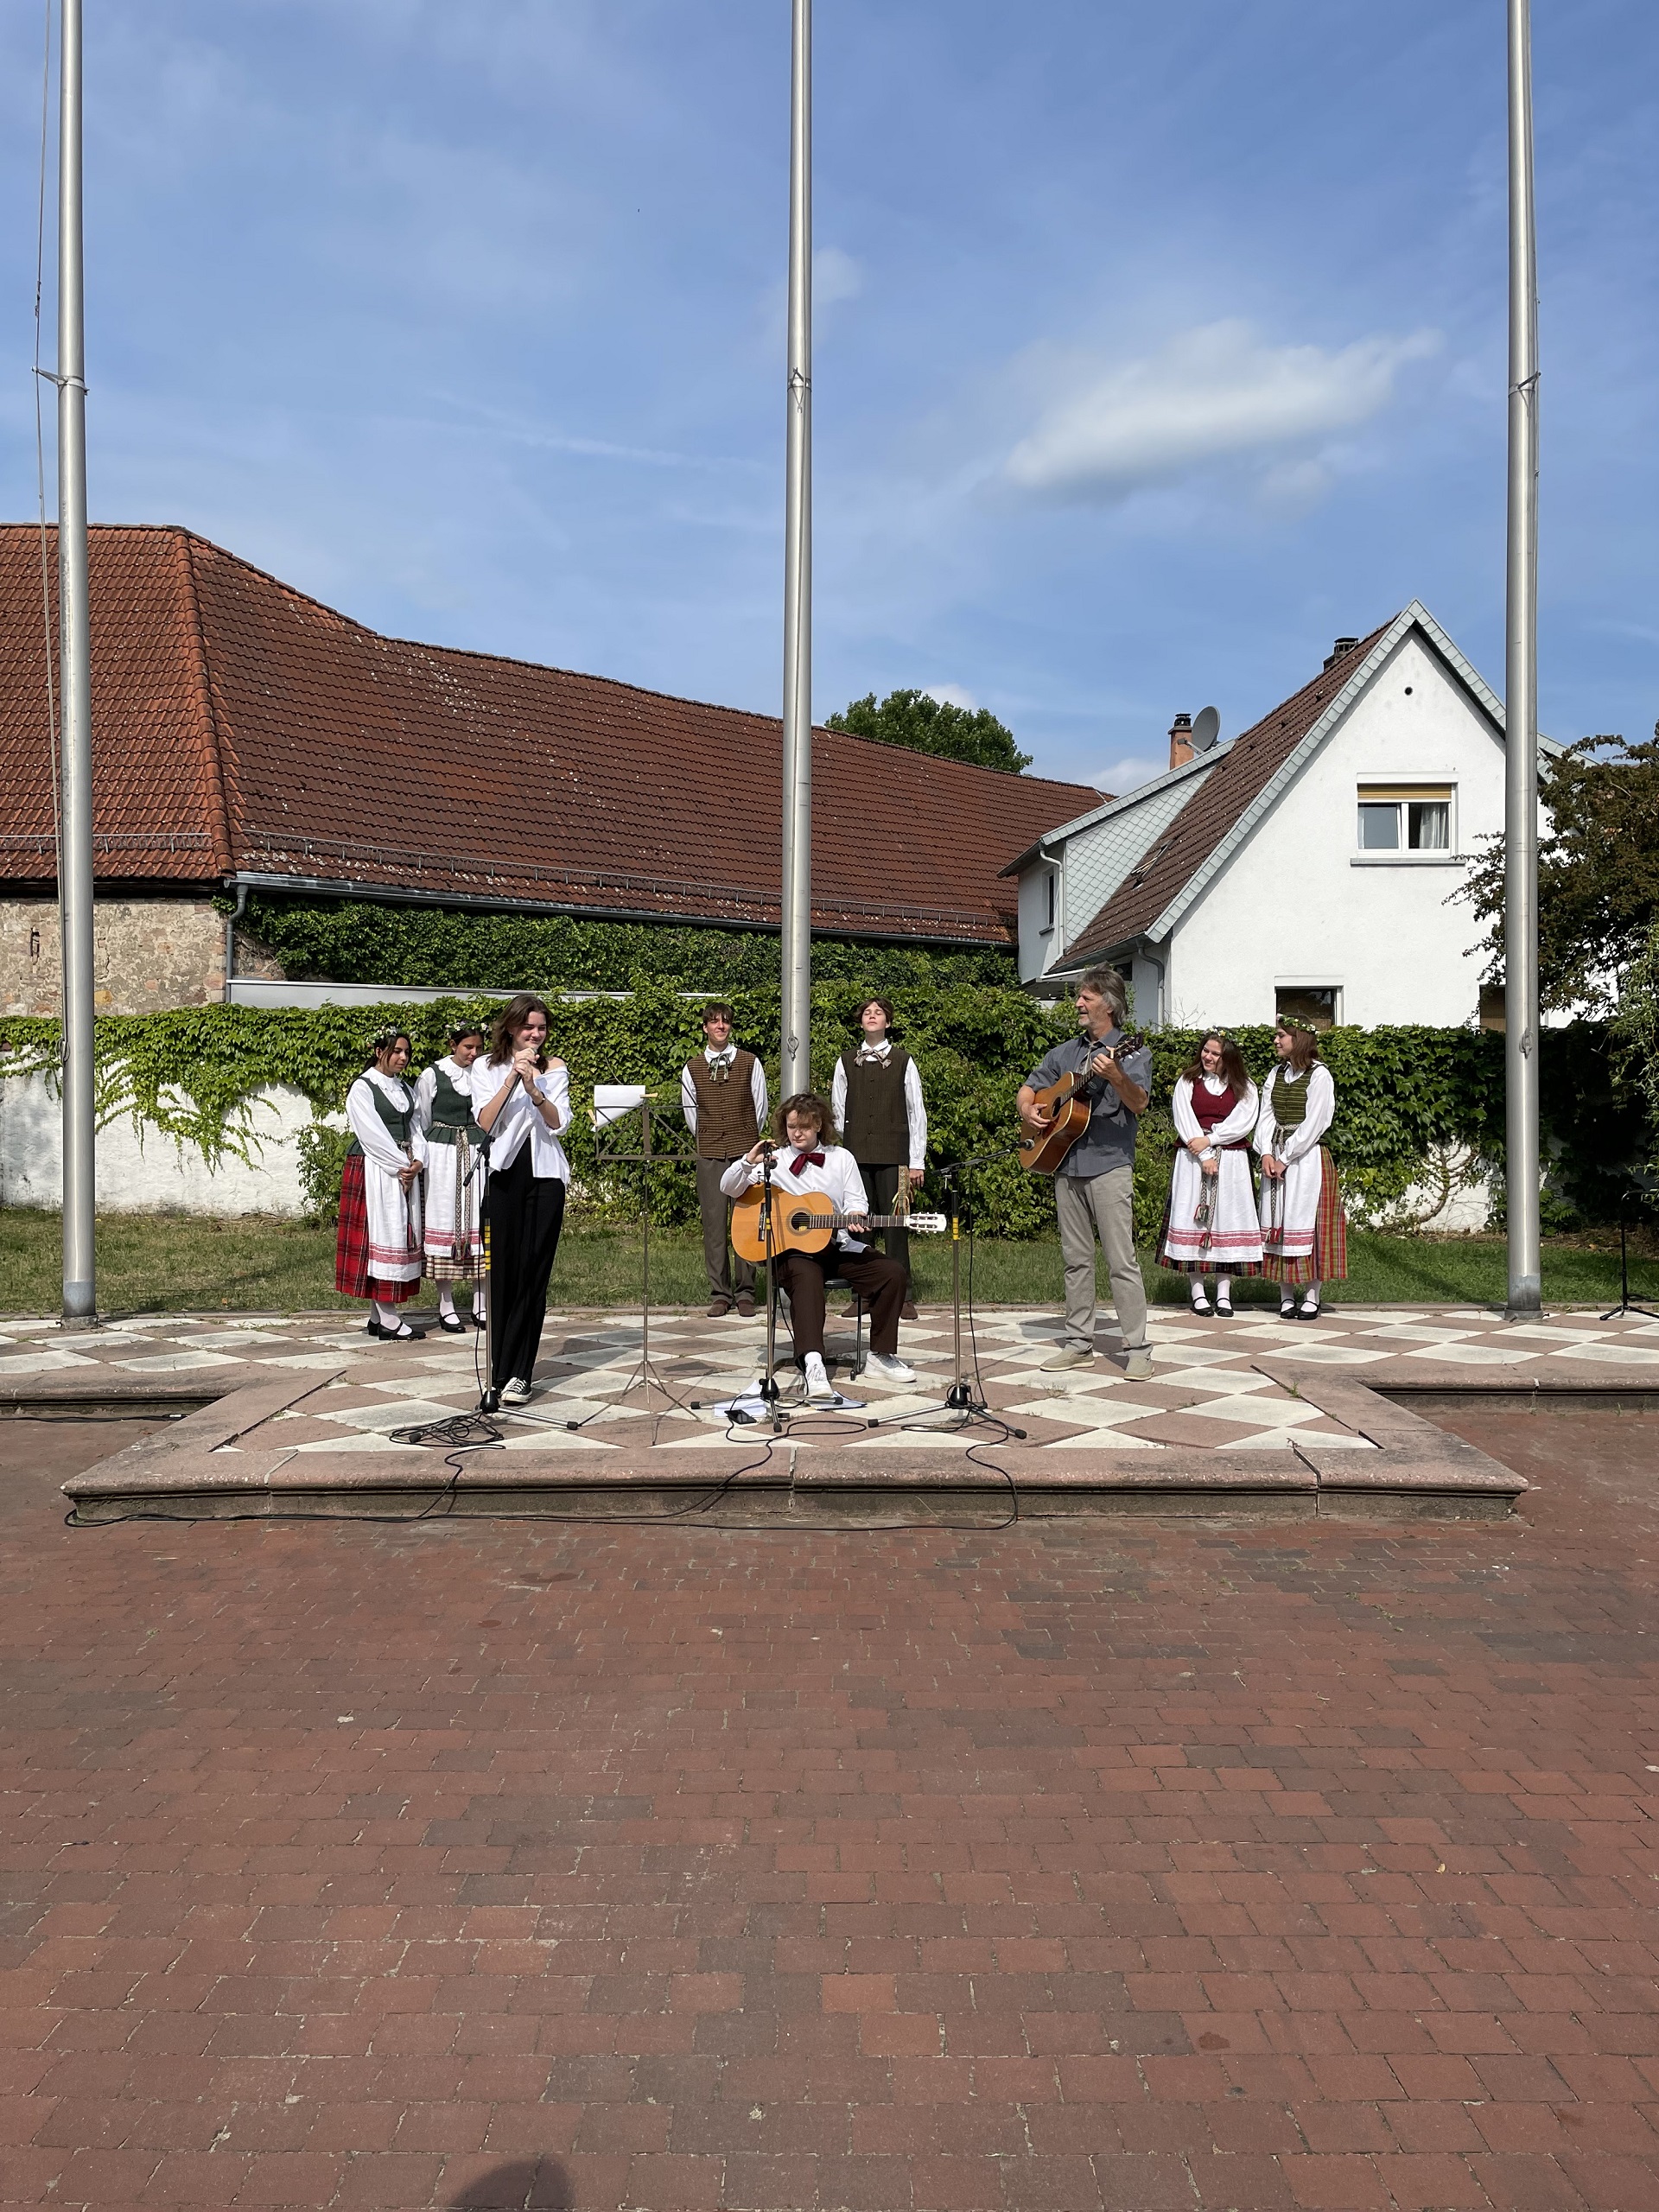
[
  {"x1": 865, "y1": 1352, "x2": 917, "y2": 1384},
  {"x1": 803, "y1": 1354, "x2": 836, "y2": 1404},
  {"x1": 499, "y1": 1377, "x2": 532, "y2": 1407}
]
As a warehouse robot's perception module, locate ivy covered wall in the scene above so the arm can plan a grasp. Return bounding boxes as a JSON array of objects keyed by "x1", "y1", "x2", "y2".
[
  {"x1": 231, "y1": 894, "x2": 1020, "y2": 995},
  {"x1": 0, "y1": 989, "x2": 1640, "y2": 1236}
]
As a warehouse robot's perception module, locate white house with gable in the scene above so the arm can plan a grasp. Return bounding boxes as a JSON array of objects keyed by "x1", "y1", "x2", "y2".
[{"x1": 1003, "y1": 603, "x2": 1554, "y2": 1030}]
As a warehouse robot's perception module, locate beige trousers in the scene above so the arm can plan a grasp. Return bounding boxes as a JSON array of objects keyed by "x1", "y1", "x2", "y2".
[{"x1": 1054, "y1": 1166, "x2": 1148, "y2": 1353}]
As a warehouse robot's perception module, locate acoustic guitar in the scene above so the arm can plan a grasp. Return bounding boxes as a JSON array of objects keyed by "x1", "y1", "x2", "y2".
[
  {"x1": 731, "y1": 1187, "x2": 947, "y2": 1263},
  {"x1": 1019, "y1": 1033, "x2": 1147, "y2": 1175}
]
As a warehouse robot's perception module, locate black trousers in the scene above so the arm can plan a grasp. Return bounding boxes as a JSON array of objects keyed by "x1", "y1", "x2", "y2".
[
  {"x1": 487, "y1": 1147, "x2": 566, "y2": 1387},
  {"x1": 861, "y1": 1161, "x2": 911, "y2": 1288}
]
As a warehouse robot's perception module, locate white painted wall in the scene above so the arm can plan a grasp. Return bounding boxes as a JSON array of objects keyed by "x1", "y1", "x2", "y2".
[
  {"x1": 1014, "y1": 762, "x2": 1216, "y2": 982},
  {"x1": 1163, "y1": 632, "x2": 1502, "y2": 1027},
  {"x1": 0, "y1": 1076, "x2": 316, "y2": 1215}
]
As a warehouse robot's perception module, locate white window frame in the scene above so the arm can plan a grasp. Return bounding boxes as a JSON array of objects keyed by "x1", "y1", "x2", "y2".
[{"x1": 1351, "y1": 777, "x2": 1460, "y2": 866}]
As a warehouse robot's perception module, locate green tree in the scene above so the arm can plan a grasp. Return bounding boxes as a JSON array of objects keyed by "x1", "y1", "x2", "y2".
[
  {"x1": 826, "y1": 688, "x2": 1032, "y2": 774},
  {"x1": 1458, "y1": 728, "x2": 1659, "y2": 1013}
]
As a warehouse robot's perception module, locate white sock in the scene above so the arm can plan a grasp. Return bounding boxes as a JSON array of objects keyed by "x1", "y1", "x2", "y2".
[
  {"x1": 474, "y1": 1295, "x2": 486, "y2": 1322},
  {"x1": 1301, "y1": 1281, "x2": 1323, "y2": 1310},
  {"x1": 437, "y1": 1286, "x2": 457, "y2": 1318},
  {"x1": 1216, "y1": 1278, "x2": 1231, "y2": 1301},
  {"x1": 374, "y1": 1300, "x2": 403, "y2": 1331},
  {"x1": 804, "y1": 1351, "x2": 828, "y2": 1377},
  {"x1": 1191, "y1": 1281, "x2": 1209, "y2": 1306}
]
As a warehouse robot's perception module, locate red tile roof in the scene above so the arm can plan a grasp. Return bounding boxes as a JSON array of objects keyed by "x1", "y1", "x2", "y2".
[
  {"x1": 0, "y1": 525, "x2": 1102, "y2": 945},
  {"x1": 1060, "y1": 620, "x2": 1395, "y2": 964}
]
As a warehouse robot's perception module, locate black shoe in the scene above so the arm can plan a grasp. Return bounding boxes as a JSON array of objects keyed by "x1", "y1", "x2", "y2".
[
  {"x1": 370, "y1": 1318, "x2": 426, "y2": 1341},
  {"x1": 1215, "y1": 1296, "x2": 1234, "y2": 1318},
  {"x1": 1279, "y1": 1303, "x2": 1297, "y2": 1321},
  {"x1": 1190, "y1": 1292, "x2": 1212, "y2": 1317},
  {"x1": 438, "y1": 1313, "x2": 467, "y2": 1334},
  {"x1": 1299, "y1": 1301, "x2": 1322, "y2": 1322}
]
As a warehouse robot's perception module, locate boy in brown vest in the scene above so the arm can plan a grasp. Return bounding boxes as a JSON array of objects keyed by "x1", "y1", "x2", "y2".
[
  {"x1": 680, "y1": 1002, "x2": 769, "y2": 1316},
  {"x1": 830, "y1": 997, "x2": 927, "y2": 1320}
]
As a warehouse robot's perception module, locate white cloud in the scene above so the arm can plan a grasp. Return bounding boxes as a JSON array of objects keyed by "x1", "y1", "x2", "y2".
[
  {"x1": 925, "y1": 682, "x2": 977, "y2": 710},
  {"x1": 1089, "y1": 752, "x2": 1166, "y2": 797},
  {"x1": 1004, "y1": 320, "x2": 1440, "y2": 502},
  {"x1": 814, "y1": 245, "x2": 864, "y2": 307}
]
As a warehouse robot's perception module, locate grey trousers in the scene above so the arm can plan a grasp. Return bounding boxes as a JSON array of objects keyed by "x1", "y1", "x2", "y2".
[
  {"x1": 1055, "y1": 1165, "x2": 1148, "y2": 1353},
  {"x1": 696, "y1": 1157, "x2": 756, "y2": 1303}
]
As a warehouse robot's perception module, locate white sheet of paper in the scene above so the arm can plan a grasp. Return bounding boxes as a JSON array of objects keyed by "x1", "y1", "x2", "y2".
[{"x1": 593, "y1": 1083, "x2": 648, "y2": 1128}]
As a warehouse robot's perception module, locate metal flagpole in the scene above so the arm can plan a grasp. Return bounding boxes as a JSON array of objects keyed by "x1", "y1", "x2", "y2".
[
  {"x1": 779, "y1": 0, "x2": 812, "y2": 1097},
  {"x1": 1503, "y1": 0, "x2": 1541, "y2": 1319},
  {"x1": 57, "y1": 0, "x2": 97, "y2": 1329}
]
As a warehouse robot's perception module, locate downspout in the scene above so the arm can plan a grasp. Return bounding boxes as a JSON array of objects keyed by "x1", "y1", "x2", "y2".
[{"x1": 223, "y1": 880, "x2": 247, "y2": 1004}]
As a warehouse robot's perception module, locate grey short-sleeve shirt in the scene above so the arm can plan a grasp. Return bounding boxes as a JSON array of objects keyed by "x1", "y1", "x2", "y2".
[{"x1": 1025, "y1": 1028, "x2": 1153, "y2": 1179}]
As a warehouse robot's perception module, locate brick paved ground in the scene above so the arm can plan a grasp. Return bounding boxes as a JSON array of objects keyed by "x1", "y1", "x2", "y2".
[{"x1": 3, "y1": 1408, "x2": 1657, "y2": 2211}]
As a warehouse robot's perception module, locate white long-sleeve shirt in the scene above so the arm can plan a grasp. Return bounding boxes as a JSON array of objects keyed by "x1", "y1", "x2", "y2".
[
  {"x1": 830, "y1": 1046, "x2": 927, "y2": 1172},
  {"x1": 719, "y1": 1143, "x2": 872, "y2": 1251},
  {"x1": 1173, "y1": 1074, "x2": 1259, "y2": 1151},
  {"x1": 1254, "y1": 1063, "x2": 1335, "y2": 1162},
  {"x1": 680, "y1": 1046, "x2": 768, "y2": 1136},
  {"x1": 346, "y1": 1071, "x2": 416, "y2": 1174},
  {"x1": 476, "y1": 1060, "x2": 572, "y2": 1179}
]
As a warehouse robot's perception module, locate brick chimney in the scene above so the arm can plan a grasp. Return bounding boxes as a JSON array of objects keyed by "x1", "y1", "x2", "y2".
[
  {"x1": 1168, "y1": 712, "x2": 1194, "y2": 772},
  {"x1": 1323, "y1": 636, "x2": 1359, "y2": 671}
]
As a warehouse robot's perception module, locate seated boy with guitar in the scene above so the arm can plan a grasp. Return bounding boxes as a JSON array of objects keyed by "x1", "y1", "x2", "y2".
[{"x1": 721, "y1": 1092, "x2": 918, "y2": 1402}]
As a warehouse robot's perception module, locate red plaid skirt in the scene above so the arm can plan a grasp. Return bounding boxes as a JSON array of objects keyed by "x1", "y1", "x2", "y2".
[
  {"x1": 1262, "y1": 1147, "x2": 1349, "y2": 1286},
  {"x1": 334, "y1": 1152, "x2": 418, "y2": 1304}
]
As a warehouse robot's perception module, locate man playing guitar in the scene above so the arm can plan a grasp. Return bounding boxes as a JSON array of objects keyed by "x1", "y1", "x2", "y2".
[
  {"x1": 1017, "y1": 967, "x2": 1155, "y2": 1380},
  {"x1": 721, "y1": 1092, "x2": 916, "y2": 1402}
]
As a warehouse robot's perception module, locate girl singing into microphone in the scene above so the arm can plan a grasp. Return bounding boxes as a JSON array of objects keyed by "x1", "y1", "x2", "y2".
[{"x1": 474, "y1": 994, "x2": 570, "y2": 1405}]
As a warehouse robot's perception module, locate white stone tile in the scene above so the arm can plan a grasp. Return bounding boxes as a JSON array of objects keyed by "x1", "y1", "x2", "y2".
[
  {"x1": 113, "y1": 1351, "x2": 242, "y2": 1373},
  {"x1": 1402, "y1": 1341, "x2": 1536, "y2": 1365},
  {"x1": 318, "y1": 1398, "x2": 474, "y2": 1433},
  {"x1": 1264, "y1": 1344, "x2": 1389, "y2": 1365},
  {"x1": 184, "y1": 1330, "x2": 295, "y2": 1348},
  {"x1": 0, "y1": 1350, "x2": 99, "y2": 1373},
  {"x1": 1555, "y1": 1340, "x2": 1659, "y2": 1365}
]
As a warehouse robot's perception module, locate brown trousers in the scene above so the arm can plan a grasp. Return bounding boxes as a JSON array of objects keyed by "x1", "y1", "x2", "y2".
[{"x1": 775, "y1": 1245, "x2": 906, "y2": 1357}]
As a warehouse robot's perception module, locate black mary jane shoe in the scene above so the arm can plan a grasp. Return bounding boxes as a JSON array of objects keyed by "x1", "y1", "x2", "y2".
[
  {"x1": 1189, "y1": 1293, "x2": 1212, "y2": 1319},
  {"x1": 1278, "y1": 1303, "x2": 1297, "y2": 1322},
  {"x1": 1298, "y1": 1302, "x2": 1323, "y2": 1323},
  {"x1": 470, "y1": 1311, "x2": 488, "y2": 1330},
  {"x1": 369, "y1": 1319, "x2": 426, "y2": 1342},
  {"x1": 1215, "y1": 1295, "x2": 1234, "y2": 1319},
  {"x1": 438, "y1": 1313, "x2": 467, "y2": 1334}
]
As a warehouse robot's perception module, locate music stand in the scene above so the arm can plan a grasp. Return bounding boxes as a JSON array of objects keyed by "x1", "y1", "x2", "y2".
[
  {"x1": 569, "y1": 1088, "x2": 700, "y2": 1421},
  {"x1": 1599, "y1": 1186, "x2": 1659, "y2": 1322}
]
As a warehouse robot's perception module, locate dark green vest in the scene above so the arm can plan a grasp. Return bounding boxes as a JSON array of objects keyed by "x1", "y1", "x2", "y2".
[
  {"x1": 345, "y1": 1076, "x2": 412, "y2": 1157},
  {"x1": 424, "y1": 1063, "x2": 474, "y2": 1145},
  {"x1": 1268, "y1": 1067, "x2": 1310, "y2": 1128}
]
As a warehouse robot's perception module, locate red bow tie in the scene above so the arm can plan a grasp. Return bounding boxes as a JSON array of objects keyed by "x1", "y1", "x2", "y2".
[{"x1": 791, "y1": 1150, "x2": 825, "y2": 1173}]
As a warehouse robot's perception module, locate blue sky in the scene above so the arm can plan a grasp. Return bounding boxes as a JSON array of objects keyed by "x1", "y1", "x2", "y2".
[{"x1": 2, "y1": 1, "x2": 1655, "y2": 794}]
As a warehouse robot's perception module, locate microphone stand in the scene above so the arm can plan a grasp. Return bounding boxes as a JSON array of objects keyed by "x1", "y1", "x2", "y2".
[
  {"x1": 929, "y1": 1141, "x2": 1029, "y2": 1423},
  {"x1": 567, "y1": 1094, "x2": 698, "y2": 1425},
  {"x1": 754, "y1": 1145, "x2": 791, "y2": 1429}
]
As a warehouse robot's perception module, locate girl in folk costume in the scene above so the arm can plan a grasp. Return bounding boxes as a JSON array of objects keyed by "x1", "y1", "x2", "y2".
[
  {"x1": 1160, "y1": 1033, "x2": 1262, "y2": 1316},
  {"x1": 1255, "y1": 1021, "x2": 1347, "y2": 1320},
  {"x1": 474, "y1": 994, "x2": 570, "y2": 1407},
  {"x1": 830, "y1": 998, "x2": 927, "y2": 1320},
  {"x1": 335, "y1": 1027, "x2": 426, "y2": 1341},
  {"x1": 413, "y1": 1020, "x2": 488, "y2": 1335}
]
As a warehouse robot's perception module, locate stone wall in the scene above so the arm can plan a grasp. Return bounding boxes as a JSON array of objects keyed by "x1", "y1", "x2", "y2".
[
  {"x1": 0, "y1": 898, "x2": 285, "y2": 1017},
  {"x1": 0, "y1": 1071, "x2": 314, "y2": 1213}
]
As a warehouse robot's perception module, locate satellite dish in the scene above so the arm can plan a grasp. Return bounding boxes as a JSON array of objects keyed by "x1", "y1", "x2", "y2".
[{"x1": 1191, "y1": 705, "x2": 1221, "y2": 753}]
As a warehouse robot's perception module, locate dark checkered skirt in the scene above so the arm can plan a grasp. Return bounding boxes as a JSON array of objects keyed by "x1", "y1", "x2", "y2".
[
  {"x1": 334, "y1": 1152, "x2": 419, "y2": 1303},
  {"x1": 1261, "y1": 1147, "x2": 1348, "y2": 1286}
]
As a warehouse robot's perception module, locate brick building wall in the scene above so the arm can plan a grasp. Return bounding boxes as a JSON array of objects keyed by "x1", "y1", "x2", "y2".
[{"x1": 0, "y1": 897, "x2": 284, "y2": 1018}]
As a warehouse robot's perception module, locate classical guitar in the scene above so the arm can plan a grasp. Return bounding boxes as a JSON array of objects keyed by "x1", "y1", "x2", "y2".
[
  {"x1": 1019, "y1": 1033, "x2": 1147, "y2": 1175},
  {"x1": 731, "y1": 1188, "x2": 947, "y2": 1263}
]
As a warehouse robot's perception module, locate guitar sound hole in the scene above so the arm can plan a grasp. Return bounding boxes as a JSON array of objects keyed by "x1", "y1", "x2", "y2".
[{"x1": 789, "y1": 1211, "x2": 812, "y2": 1232}]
